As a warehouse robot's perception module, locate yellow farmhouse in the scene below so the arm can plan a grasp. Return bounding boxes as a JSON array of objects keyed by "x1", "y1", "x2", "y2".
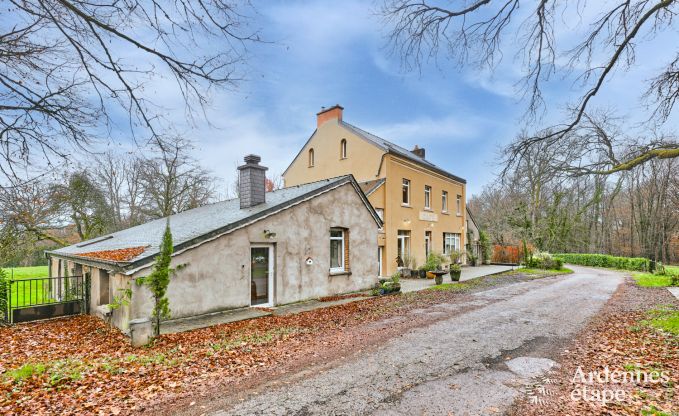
[{"x1": 283, "y1": 105, "x2": 467, "y2": 276}]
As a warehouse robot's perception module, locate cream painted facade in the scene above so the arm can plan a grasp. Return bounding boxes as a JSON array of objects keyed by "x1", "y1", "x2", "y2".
[
  {"x1": 48, "y1": 178, "x2": 381, "y2": 334},
  {"x1": 284, "y1": 105, "x2": 467, "y2": 276}
]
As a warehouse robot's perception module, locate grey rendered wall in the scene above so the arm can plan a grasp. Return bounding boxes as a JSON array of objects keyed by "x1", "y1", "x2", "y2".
[{"x1": 129, "y1": 183, "x2": 379, "y2": 322}]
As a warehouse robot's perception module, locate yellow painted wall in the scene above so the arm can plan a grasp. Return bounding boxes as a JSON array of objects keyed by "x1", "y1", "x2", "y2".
[
  {"x1": 283, "y1": 120, "x2": 467, "y2": 276},
  {"x1": 382, "y1": 155, "x2": 466, "y2": 275},
  {"x1": 283, "y1": 119, "x2": 386, "y2": 186}
]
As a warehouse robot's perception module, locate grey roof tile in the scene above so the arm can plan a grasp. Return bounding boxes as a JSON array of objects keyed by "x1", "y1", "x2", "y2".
[
  {"x1": 342, "y1": 121, "x2": 466, "y2": 184},
  {"x1": 50, "y1": 176, "x2": 361, "y2": 266}
]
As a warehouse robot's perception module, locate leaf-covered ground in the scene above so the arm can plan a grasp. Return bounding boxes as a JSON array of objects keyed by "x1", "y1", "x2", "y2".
[
  {"x1": 508, "y1": 278, "x2": 679, "y2": 416},
  {"x1": 0, "y1": 272, "x2": 536, "y2": 415}
]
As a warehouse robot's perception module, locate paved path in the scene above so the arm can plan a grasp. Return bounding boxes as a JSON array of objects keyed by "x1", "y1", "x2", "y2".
[
  {"x1": 400, "y1": 264, "x2": 514, "y2": 293},
  {"x1": 209, "y1": 266, "x2": 623, "y2": 416}
]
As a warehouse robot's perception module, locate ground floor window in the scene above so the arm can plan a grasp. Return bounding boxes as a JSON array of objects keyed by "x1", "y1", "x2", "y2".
[
  {"x1": 397, "y1": 230, "x2": 411, "y2": 263},
  {"x1": 330, "y1": 228, "x2": 345, "y2": 272},
  {"x1": 443, "y1": 233, "x2": 461, "y2": 255}
]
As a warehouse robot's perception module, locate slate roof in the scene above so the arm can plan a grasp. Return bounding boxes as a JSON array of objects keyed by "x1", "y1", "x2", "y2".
[
  {"x1": 48, "y1": 175, "x2": 380, "y2": 270},
  {"x1": 341, "y1": 122, "x2": 466, "y2": 184},
  {"x1": 358, "y1": 178, "x2": 386, "y2": 196}
]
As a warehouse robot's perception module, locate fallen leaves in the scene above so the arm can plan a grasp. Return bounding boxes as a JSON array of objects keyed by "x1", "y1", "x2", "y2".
[
  {"x1": 507, "y1": 278, "x2": 679, "y2": 416},
  {"x1": 74, "y1": 246, "x2": 148, "y2": 262},
  {"x1": 0, "y1": 272, "x2": 553, "y2": 415}
]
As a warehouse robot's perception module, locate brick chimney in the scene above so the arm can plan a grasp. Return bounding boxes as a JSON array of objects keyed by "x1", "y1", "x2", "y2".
[
  {"x1": 411, "y1": 145, "x2": 425, "y2": 159},
  {"x1": 317, "y1": 104, "x2": 344, "y2": 128},
  {"x1": 237, "y1": 155, "x2": 268, "y2": 209}
]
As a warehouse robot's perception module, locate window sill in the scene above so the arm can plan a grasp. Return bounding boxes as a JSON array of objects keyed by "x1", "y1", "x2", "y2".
[
  {"x1": 329, "y1": 270, "x2": 351, "y2": 277},
  {"x1": 456, "y1": 214, "x2": 462, "y2": 217},
  {"x1": 441, "y1": 211, "x2": 450, "y2": 215},
  {"x1": 423, "y1": 207, "x2": 433, "y2": 212},
  {"x1": 401, "y1": 204, "x2": 412, "y2": 208}
]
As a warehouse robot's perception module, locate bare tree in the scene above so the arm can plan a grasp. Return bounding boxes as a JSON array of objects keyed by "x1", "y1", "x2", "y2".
[
  {"x1": 1, "y1": 0, "x2": 260, "y2": 182},
  {"x1": 381, "y1": 0, "x2": 679, "y2": 171},
  {"x1": 52, "y1": 170, "x2": 113, "y2": 240},
  {"x1": 139, "y1": 137, "x2": 217, "y2": 218},
  {"x1": 0, "y1": 180, "x2": 67, "y2": 246}
]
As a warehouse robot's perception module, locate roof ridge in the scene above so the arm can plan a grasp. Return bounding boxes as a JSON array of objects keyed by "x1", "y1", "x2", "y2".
[{"x1": 340, "y1": 120, "x2": 466, "y2": 184}]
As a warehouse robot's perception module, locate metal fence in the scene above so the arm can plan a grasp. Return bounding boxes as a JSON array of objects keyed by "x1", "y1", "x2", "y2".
[{"x1": 1, "y1": 275, "x2": 88, "y2": 324}]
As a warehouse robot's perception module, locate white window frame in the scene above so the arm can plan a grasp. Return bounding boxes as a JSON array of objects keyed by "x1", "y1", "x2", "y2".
[
  {"x1": 443, "y1": 233, "x2": 461, "y2": 255},
  {"x1": 402, "y1": 179, "x2": 410, "y2": 206},
  {"x1": 442, "y1": 191, "x2": 448, "y2": 213},
  {"x1": 424, "y1": 185, "x2": 431, "y2": 209},
  {"x1": 397, "y1": 230, "x2": 411, "y2": 259},
  {"x1": 330, "y1": 228, "x2": 345, "y2": 273},
  {"x1": 456, "y1": 194, "x2": 461, "y2": 216}
]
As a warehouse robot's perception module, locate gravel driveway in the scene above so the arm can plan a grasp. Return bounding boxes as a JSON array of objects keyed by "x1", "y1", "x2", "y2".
[{"x1": 209, "y1": 266, "x2": 623, "y2": 416}]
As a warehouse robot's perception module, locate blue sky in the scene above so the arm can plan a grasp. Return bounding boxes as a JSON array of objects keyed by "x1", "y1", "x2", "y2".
[{"x1": 102, "y1": 0, "x2": 677, "y2": 196}]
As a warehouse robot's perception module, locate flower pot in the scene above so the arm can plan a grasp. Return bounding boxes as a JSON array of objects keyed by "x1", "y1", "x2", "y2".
[
  {"x1": 450, "y1": 271, "x2": 461, "y2": 282},
  {"x1": 419, "y1": 270, "x2": 427, "y2": 279},
  {"x1": 426, "y1": 271, "x2": 435, "y2": 279},
  {"x1": 434, "y1": 275, "x2": 443, "y2": 285}
]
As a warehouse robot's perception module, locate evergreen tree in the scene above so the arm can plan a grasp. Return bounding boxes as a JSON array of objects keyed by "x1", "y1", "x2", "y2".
[{"x1": 146, "y1": 221, "x2": 173, "y2": 336}]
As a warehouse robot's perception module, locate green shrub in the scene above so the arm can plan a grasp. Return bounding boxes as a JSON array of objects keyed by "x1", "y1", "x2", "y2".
[
  {"x1": 525, "y1": 251, "x2": 563, "y2": 270},
  {"x1": 390, "y1": 272, "x2": 400, "y2": 284},
  {"x1": 553, "y1": 253, "x2": 650, "y2": 271},
  {"x1": 422, "y1": 252, "x2": 447, "y2": 271}
]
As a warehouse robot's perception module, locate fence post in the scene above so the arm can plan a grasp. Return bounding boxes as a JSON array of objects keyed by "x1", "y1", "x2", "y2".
[{"x1": 84, "y1": 272, "x2": 91, "y2": 315}]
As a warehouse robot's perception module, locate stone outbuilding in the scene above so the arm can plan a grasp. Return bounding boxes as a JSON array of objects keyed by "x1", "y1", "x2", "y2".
[{"x1": 46, "y1": 155, "x2": 382, "y2": 335}]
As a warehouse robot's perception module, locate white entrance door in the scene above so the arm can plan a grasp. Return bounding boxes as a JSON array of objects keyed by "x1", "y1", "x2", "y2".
[
  {"x1": 250, "y1": 245, "x2": 274, "y2": 307},
  {"x1": 378, "y1": 247, "x2": 383, "y2": 276}
]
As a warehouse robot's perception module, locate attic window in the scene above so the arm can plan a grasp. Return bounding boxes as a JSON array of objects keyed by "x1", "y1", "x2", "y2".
[
  {"x1": 309, "y1": 148, "x2": 315, "y2": 167},
  {"x1": 340, "y1": 139, "x2": 347, "y2": 159},
  {"x1": 76, "y1": 235, "x2": 114, "y2": 248}
]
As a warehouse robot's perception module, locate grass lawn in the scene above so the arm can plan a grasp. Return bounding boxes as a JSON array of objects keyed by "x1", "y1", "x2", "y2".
[
  {"x1": 2, "y1": 266, "x2": 50, "y2": 308},
  {"x1": 5, "y1": 265, "x2": 48, "y2": 279},
  {"x1": 633, "y1": 264, "x2": 678, "y2": 288},
  {"x1": 501, "y1": 267, "x2": 574, "y2": 277},
  {"x1": 644, "y1": 305, "x2": 679, "y2": 336}
]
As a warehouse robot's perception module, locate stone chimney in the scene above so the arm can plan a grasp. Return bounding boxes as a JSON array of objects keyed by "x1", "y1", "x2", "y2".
[
  {"x1": 411, "y1": 145, "x2": 425, "y2": 159},
  {"x1": 237, "y1": 155, "x2": 268, "y2": 209},
  {"x1": 317, "y1": 104, "x2": 344, "y2": 128}
]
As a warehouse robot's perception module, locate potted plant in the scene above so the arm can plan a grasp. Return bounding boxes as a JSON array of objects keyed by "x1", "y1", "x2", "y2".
[
  {"x1": 449, "y1": 263, "x2": 461, "y2": 281},
  {"x1": 423, "y1": 252, "x2": 446, "y2": 282},
  {"x1": 449, "y1": 251, "x2": 461, "y2": 265}
]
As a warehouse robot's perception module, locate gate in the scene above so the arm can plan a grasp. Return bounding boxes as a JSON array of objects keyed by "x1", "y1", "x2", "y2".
[{"x1": 0, "y1": 275, "x2": 89, "y2": 324}]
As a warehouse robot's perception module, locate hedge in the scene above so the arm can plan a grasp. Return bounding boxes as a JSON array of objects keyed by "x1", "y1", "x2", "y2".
[{"x1": 553, "y1": 253, "x2": 650, "y2": 272}]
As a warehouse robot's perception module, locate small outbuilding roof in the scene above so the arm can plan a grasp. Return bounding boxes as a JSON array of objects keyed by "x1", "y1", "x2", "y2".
[{"x1": 48, "y1": 175, "x2": 381, "y2": 271}]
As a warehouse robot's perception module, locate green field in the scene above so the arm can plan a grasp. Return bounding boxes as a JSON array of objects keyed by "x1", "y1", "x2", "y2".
[
  {"x1": 2, "y1": 266, "x2": 50, "y2": 308},
  {"x1": 5, "y1": 266, "x2": 48, "y2": 279},
  {"x1": 633, "y1": 265, "x2": 679, "y2": 288}
]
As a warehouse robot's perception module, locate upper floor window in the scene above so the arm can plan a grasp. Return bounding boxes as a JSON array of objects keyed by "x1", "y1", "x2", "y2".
[
  {"x1": 308, "y1": 148, "x2": 315, "y2": 167},
  {"x1": 456, "y1": 194, "x2": 462, "y2": 215},
  {"x1": 442, "y1": 191, "x2": 448, "y2": 212},
  {"x1": 402, "y1": 179, "x2": 410, "y2": 205},
  {"x1": 340, "y1": 139, "x2": 347, "y2": 159},
  {"x1": 424, "y1": 185, "x2": 431, "y2": 209}
]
